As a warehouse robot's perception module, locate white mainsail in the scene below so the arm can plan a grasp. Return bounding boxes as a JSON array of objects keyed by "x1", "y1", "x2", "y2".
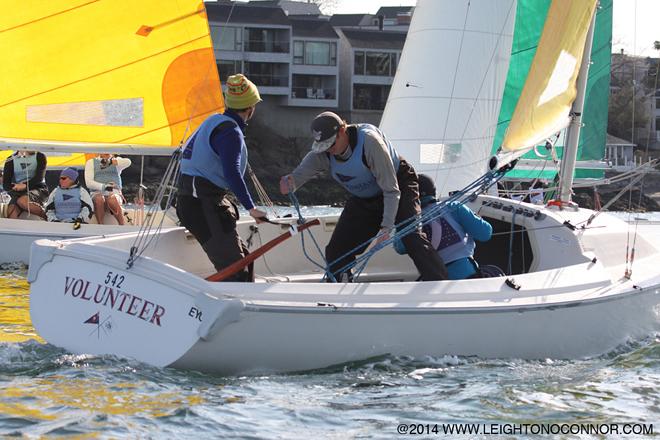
[{"x1": 380, "y1": 0, "x2": 516, "y2": 196}]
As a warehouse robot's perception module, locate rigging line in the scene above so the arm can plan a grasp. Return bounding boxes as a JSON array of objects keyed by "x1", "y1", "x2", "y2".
[
  {"x1": 126, "y1": 1, "x2": 240, "y2": 265},
  {"x1": 489, "y1": 224, "x2": 602, "y2": 237},
  {"x1": 638, "y1": 45, "x2": 660, "y2": 206},
  {"x1": 136, "y1": 8, "x2": 206, "y2": 36},
  {"x1": 336, "y1": 170, "x2": 506, "y2": 281},
  {"x1": 457, "y1": 0, "x2": 516, "y2": 143},
  {"x1": 287, "y1": 191, "x2": 330, "y2": 276},
  {"x1": 247, "y1": 163, "x2": 278, "y2": 218},
  {"x1": 434, "y1": 0, "x2": 471, "y2": 190},
  {"x1": 507, "y1": 207, "x2": 516, "y2": 275},
  {"x1": 0, "y1": 0, "x2": 100, "y2": 34},
  {"x1": 584, "y1": 170, "x2": 648, "y2": 226},
  {"x1": 434, "y1": 0, "x2": 514, "y2": 198},
  {"x1": 624, "y1": 189, "x2": 634, "y2": 278}
]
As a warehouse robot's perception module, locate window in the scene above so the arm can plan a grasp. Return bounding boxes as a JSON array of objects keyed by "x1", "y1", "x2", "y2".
[
  {"x1": 244, "y1": 62, "x2": 288, "y2": 87},
  {"x1": 293, "y1": 41, "x2": 336, "y2": 65},
  {"x1": 217, "y1": 61, "x2": 242, "y2": 83},
  {"x1": 354, "y1": 51, "x2": 365, "y2": 75},
  {"x1": 244, "y1": 28, "x2": 289, "y2": 53},
  {"x1": 210, "y1": 26, "x2": 242, "y2": 51},
  {"x1": 366, "y1": 52, "x2": 390, "y2": 76},
  {"x1": 293, "y1": 41, "x2": 304, "y2": 64},
  {"x1": 354, "y1": 51, "x2": 398, "y2": 76},
  {"x1": 353, "y1": 84, "x2": 391, "y2": 110},
  {"x1": 656, "y1": 98, "x2": 660, "y2": 109}
]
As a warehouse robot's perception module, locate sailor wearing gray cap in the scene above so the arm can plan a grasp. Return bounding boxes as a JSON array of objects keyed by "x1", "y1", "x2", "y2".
[{"x1": 280, "y1": 111, "x2": 447, "y2": 282}]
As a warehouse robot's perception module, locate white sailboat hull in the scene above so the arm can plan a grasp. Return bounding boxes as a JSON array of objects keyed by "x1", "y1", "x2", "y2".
[
  {"x1": 0, "y1": 208, "x2": 178, "y2": 265},
  {"x1": 175, "y1": 288, "x2": 659, "y2": 374},
  {"x1": 27, "y1": 200, "x2": 660, "y2": 375}
]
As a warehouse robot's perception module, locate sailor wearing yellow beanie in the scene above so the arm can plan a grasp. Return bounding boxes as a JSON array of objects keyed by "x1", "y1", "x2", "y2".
[
  {"x1": 177, "y1": 73, "x2": 266, "y2": 281},
  {"x1": 224, "y1": 73, "x2": 262, "y2": 110}
]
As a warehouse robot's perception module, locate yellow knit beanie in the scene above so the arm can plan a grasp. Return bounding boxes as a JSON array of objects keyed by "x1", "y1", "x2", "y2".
[{"x1": 224, "y1": 74, "x2": 262, "y2": 109}]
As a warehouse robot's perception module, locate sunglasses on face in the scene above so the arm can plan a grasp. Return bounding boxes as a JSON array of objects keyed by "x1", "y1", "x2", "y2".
[{"x1": 60, "y1": 176, "x2": 70, "y2": 180}]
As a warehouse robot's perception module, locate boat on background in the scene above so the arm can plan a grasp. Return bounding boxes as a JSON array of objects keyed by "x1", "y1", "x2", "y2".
[
  {"x1": 28, "y1": 0, "x2": 660, "y2": 375},
  {"x1": 0, "y1": 0, "x2": 224, "y2": 264}
]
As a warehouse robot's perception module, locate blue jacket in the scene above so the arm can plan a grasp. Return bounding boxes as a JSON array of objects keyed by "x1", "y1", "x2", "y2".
[
  {"x1": 180, "y1": 110, "x2": 254, "y2": 209},
  {"x1": 395, "y1": 201, "x2": 492, "y2": 279},
  {"x1": 329, "y1": 124, "x2": 399, "y2": 198}
]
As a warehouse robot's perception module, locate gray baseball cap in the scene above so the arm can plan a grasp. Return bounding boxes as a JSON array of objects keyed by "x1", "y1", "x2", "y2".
[{"x1": 311, "y1": 111, "x2": 343, "y2": 153}]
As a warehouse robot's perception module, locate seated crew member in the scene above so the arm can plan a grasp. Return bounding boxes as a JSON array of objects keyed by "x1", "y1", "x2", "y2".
[
  {"x1": 176, "y1": 74, "x2": 267, "y2": 282},
  {"x1": 85, "y1": 153, "x2": 131, "y2": 225},
  {"x1": 280, "y1": 111, "x2": 447, "y2": 282},
  {"x1": 2, "y1": 150, "x2": 48, "y2": 219},
  {"x1": 45, "y1": 167, "x2": 93, "y2": 224},
  {"x1": 396, "y1": 174, "x2": 494, "y2": 280}
]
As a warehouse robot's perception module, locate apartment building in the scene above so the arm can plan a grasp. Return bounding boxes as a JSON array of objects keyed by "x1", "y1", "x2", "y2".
[
  {"x1": 336, "y1": 29, "x2": 406, "y2": 125},
  {"x1": 205, "y1": 1, "x2": 409, "y2": 136}
]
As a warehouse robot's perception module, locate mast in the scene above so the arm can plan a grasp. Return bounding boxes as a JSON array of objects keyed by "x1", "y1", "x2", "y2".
[{"x1": 556, "y1": 9, "x2": 597, "y2": 204}]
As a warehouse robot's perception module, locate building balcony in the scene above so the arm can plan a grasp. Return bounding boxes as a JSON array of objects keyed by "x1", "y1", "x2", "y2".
[
  {"x1": 243, "y1": 40, "x2": 290, "y2": 54},
  {"x1": 287, "y1": 89, "x2": 338, "y2": 107},
  {"x1": 247, "y1": 73, "x2": 290, "y2": 95}
]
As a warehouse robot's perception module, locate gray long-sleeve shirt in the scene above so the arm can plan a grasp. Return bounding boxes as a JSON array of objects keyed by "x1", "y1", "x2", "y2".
[{"x1": 291, "y1": 125, "x2": 401, "y2": 228}]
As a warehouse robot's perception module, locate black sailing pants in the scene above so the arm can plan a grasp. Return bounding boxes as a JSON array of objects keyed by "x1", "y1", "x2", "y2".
[
  {"x1": 176, "y1": 175, "x2": 251, "y2": 282},
  {"x1": 325, "y1": 160, "x2": 448, "y2": 282}
]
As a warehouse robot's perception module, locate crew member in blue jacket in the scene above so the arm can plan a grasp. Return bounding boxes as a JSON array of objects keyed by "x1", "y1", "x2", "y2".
[
  {"x1": 280, "y1": 112, "x2": 447, "y2": 282},
  {"x1": 409, "y1": 174, "x2": 493, "y2": 280},
  {"x1": 45, "y1": 167, "x2": 93, "y2": 224},
  {"x1": 177, "y1": 74, "x2": 266, "y2": 281}
]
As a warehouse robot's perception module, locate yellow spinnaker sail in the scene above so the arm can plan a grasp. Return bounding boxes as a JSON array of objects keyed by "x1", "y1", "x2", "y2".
[
  {"x1": 0, "y1": 1, "x2": 223, "y2": 154},
  {"x1": 501, "y1": 0, "x2": 597, "y2": 152}
]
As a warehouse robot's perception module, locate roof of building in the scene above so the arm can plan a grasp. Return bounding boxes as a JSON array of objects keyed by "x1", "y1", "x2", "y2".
[
  {"x1": 374, "y1": 6, "x2": 414, "y2": 19},
  {"x1": 607, "y1": 134, "x2": 636, "y2": 146},
  {"x1": 206, "y1": 2, "x2": 290, "y2": 26},
  {"x1": 248, "y1": 0, "x2": 321, "y2": 15},
  {"x1": 291, "y1": 18, "x2": 338, "y2": 39},
  {"x1": 329, "y1": 14, "x2": 373, "y2": 27},
  {"x1": 341, "y1": 29, "x2": 407, "y2": 50}
]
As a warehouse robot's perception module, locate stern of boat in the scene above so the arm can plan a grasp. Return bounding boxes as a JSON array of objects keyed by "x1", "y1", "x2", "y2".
[{"x1": 27, "y1": 237, "x2": 244, "y2": 368}]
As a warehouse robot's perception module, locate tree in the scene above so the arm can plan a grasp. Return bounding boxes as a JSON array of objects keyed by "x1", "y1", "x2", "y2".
[
  {"x1": 607, "y1": 84, "x2": 649, "y2": 142},
  {"x1": 308, "y1": 0, "x2": 339, "y2": 15}
]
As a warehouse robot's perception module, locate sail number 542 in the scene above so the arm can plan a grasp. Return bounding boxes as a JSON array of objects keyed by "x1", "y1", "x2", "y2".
[{"x1": 104, "y1": 272, "x2": 125, "y2": 289}]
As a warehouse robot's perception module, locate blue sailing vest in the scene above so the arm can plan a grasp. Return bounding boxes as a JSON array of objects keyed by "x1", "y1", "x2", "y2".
[
  {"x1": 423, "y1": 206, "x2": 475, "y2": 265},
  {"x1": 329, "y1": 124, "x2": 400, "y2": 198},
  {"x1": 179, "y1": 113, "x2": 247, "y2": 190},
  {"x1": 12, "y1": 153, "x2": 39, "y2": 184},
  {"x1": 93, "y1": 158, "x2": 122, "y2": 189},
  {"x1": 54, "y1": 187, "x2": 82, "y2": 221}
]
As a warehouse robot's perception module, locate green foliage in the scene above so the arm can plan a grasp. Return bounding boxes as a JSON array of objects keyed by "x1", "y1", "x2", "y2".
[{"x1": 607, "y1": 84, "x2": 649, "y2": 141}]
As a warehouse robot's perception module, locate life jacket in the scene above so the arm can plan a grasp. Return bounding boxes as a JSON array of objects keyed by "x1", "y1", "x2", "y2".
[
  {"x1": 179, "y1": 113, "x2": 247, "y2": 190},
  {"x1": 423, "y1": 206, "x2": 475, "y2": 264},
  {"x1": 54, "y1": 186, "x2": 81, "y2": 221},
  {"x1": 93, "y1": 158, "x2": 123, "y2": 189},
  {"x1": 329, "y1": 124, "x2": 399, "y2": 198},
  {"x1": 12, "y1": 153, "x2": 39, "y2": 184}
]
